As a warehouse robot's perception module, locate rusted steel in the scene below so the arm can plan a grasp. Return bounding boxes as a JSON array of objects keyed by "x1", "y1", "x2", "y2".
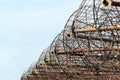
[
  {"x1": 119, "y1": 72, "x2": 120, "y2": 80},
  {"x1": 21, "y1": 0, "x2": 120, "y2": 80},
  {"x1": 75, "y1": 26, "x2": 120, "y2": 33},
  {"x1": 57, "y1": 46, "x2": 120, "y2": 54}
]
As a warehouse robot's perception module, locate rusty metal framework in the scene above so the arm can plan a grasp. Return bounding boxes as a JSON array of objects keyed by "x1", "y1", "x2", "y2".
[{"x1": 21, "y1": 0, "x2": 120, "y2": 80}]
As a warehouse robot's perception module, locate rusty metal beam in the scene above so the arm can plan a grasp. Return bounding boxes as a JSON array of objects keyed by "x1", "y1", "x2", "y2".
[
  {"x1": 30, "y1": 70, "x2": 119, "y2": 75},
  {"x1": 75, "y1": 26, "x2": 120, "y2": 33},
  {"x1": 57, "y1": 46, "x2": 120, "y2": 54}
]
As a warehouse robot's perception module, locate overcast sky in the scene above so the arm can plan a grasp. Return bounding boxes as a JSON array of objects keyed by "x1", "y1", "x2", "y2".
[{"x1": 0, "y1": 0, "x2": 81, "y2": 80}]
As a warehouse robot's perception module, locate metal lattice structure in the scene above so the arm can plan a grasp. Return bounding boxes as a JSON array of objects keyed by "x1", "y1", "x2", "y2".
[{"x1": 21, "y1": 0, "x2": 120, "y2": 80}]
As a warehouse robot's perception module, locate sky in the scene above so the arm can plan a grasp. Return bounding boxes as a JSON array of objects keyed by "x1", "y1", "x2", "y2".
[{"x1": 0, "y1": 0, "x2": 81, "y2": 80}]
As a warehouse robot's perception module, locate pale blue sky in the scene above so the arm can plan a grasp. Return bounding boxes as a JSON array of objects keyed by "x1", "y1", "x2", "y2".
[{"x1": 0, "y1": 0, "x2": 80, "y2": 80}]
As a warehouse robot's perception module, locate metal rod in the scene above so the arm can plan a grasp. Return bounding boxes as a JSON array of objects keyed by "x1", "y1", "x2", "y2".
[
  {"x1": 75, "y1": 26, "x2": 120, "y2": 32},
  {"x1": 57, "y1": 46, "x2": 120, "y2": 54}
]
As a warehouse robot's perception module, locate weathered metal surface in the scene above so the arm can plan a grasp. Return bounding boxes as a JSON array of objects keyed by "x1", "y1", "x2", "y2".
[{"x1": 21, "y1": 0, "x2": 120, "y2": 80}]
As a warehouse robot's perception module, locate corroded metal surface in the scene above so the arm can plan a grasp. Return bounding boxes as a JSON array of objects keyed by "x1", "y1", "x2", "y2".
[{"x1": 21, "y1": 0, "x2": 120, "y2": 80}]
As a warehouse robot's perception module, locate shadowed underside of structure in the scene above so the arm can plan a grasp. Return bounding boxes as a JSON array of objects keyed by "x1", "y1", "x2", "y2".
[{"x1": 21, "y1": 0, "x2": 120, "y2": 80}]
